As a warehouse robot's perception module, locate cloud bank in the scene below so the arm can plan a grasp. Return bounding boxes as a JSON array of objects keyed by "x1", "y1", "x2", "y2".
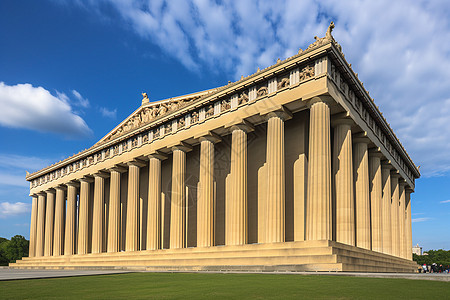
[
  {"x1": 70, "y1": 0, "x2": 450, "y2": 176},
  {"x1": 0, "y1": 202, "x2": 30, "y2": 218},
  {"x1": 0, "y1": 82, "x2": 92, "y2": 138}
]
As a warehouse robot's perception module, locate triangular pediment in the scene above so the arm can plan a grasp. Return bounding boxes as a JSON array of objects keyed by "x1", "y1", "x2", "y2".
[{"x1": 96, "y1": 88, "x2": 217, "y2": 145}]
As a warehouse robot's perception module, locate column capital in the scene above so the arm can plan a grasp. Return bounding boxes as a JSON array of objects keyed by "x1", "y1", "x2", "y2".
[
  {"x1": 37, "y1": 191, "x2": 46, "y2": 197},
  {"x1": 45, "y1": 188, "x2": 56, "y2": 194},
  {"x1": 369, "y1": 148, "x2": 384, "y2": 159},
  {"x1": 405, "y1": 187, "x2": 414, "y2": 194},
  {"x1": 93, "y1": 171, "x2": 110, "y2": 178},
  {"x1": 307, "y1": 96, "x2": 333, "y2": 108},
  {"x1": 353, "y1": 131, "x2": 370, "y2": 144},
  {"x1": 79, "y1": 176, "x2": 94, "y2": 184},
  {"x1": 55, "y1": 184, "x2": 67, "y2": 191},
  {"x1": 331, "y1": 111, "x2": 352, "y2": 127},
  {"x1": 381, "y1": 160, "x2": 393, "y2": 169},
  {"x1": 225, "y1": 119, "x2": 254, "y2": 133},
  {"x1": 331, "y1": 118, "x2": 353, "y2": 127},
  {"x1": 66, "y1": 181, "x2": 80, "y2": 188},
  {"x1": 264, "y1": 106, "x2": 293, "y2": 122},
  {"x1": 127, "y1": 159, "x2": 146, "y2": 168},
  {"x1": 171, "y1": 142, "x2": 193, "y2": 153},
  {"x1": 107, "y1": 165, "x2": 127, "y2": 173},
  {"x1": 198, "y1": 132, "x2": 222, "y2": 144},
  {"x1": 390, "y1": 170, "x2": 400, "y2": 178},
  {"x1": 147, "y1": 151, "x2": 168, "y2": 161}
]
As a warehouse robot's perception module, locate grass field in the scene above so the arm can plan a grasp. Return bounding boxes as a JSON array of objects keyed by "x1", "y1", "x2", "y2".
[{"x1": 0, "y1": 272, "x2": 448, "y2": 299}]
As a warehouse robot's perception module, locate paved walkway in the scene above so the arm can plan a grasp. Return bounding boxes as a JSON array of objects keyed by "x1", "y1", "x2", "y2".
[
  {"x1": 0, "y1": 268, "x2": 131, "y2": 281},
  {"x1": 1, "y1": 268, "x2": 448, "y2": 282}
]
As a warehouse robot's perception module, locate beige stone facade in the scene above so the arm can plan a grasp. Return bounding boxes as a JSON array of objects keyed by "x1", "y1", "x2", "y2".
[{"x1": 11, "y1": 23, "x2": 419, "y2": 272}]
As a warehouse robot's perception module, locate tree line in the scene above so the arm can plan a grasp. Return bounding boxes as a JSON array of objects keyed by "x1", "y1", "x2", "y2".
[
  {"x1": 413, "y1": 249, "x2": 450, "y2": 266},
  {"x1": 0, "y1": 235, "x2": 29, "y2": 266}
]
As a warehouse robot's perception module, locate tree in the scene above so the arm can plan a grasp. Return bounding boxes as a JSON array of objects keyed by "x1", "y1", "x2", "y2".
[
  {"x1": 413, "y1": 249, "x2": 450, "y2": 267},
  {"x1": 0, "y1": 235, "x2": 29, "y2": 265}
]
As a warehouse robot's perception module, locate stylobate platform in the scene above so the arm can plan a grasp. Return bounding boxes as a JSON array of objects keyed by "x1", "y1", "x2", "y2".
[{"x1": 10, "y1": 240, "x2": 417, "y2": 273}]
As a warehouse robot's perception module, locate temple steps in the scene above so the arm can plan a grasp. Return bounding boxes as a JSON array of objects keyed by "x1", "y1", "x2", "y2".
[{"x1": 10, "y1": 240, "x2": 417, "y2": 273}]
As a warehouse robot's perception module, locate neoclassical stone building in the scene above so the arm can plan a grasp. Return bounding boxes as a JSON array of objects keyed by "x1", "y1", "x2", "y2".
[{"x1": 12, "y1": 23, "x2": 419, "y2": 272}]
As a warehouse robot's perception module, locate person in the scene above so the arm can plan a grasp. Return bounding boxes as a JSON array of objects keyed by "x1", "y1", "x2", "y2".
[{"x1": 422, "y1": 264, "x2": 427, "y2": 273}]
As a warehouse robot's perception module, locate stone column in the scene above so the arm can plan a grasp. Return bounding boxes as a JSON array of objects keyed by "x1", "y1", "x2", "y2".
[
  {"x1": 381, "y1": 163, "x2": 392, "y2": 255},
  {"x1": 53, "y1": 187, "x2": 65, "y2": 256},
  {"x1": 332, "y1": 120, "x2": 355, "y2": 246},
  {"x1": 266, "y1": 111, "x2": 291, "y2": 243},
  {"x1": 391, "y1": 173, "x2": 400, "y2": 257},
  {"x1": 354, "y1": 139, "x2": 371, "y2": 250},
  {"x1": 369, "y1": 151, "x2": 383, "y2": 252},
  {"x1": 64, "y1": 183, "x2": 77, "y2": 255},
  {"x1": 29, "y1": 195, "x2": 38, "y2": 257},
  {"x1": 44, "y1": 190, "x2": 55, "y2": 256},
  {"x1": 405, "y1": 188, "x2": 413, "y2": 260},
  {"x1": 35, "y1": 192, "x2": 46, "y2": 257},
  {"x1": 198, "y1": 135, "x2": 220, "y2": 248},
  {"x1": 306, "y1": 99, "x2": 332, "y2": 241},
  {"x1": 227, "y1": 124, "x2": 250, "y2": 245},
  {"x1": 78, "y1": 178, "x2": 91, "y2": 255},
  {"x1": 399, "y1": 181, "x2": 406, "y2": 259},
  {"x1": 126, "y1": 160, "x2": 144, "y2": 252},
  {"x1": 92, "y1": 173, "x2": 107, "y2": 254},
  {"x1": 147, "y1": 154, "x2": 166, "y2": 250},
  {"x1": 170, "y1": 145, "x2": 191, "y2": 249},
  {"x1": 107, "y1": 167, "x2": 125, "y2": 253}
]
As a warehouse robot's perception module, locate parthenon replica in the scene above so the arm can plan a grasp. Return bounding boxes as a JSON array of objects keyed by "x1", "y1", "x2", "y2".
[{"x1": 11, "y1": 23, "x2": 420, "y2": 272}]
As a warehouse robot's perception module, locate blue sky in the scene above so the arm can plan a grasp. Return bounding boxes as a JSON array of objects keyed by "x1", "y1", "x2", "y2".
[{"x1": 0, "y1": 0, "x2": 449, "y2": 251}]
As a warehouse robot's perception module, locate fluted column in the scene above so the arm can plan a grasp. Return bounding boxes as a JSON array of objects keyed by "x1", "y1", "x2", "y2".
[
  {"x1": 306, "y1": 99, "x2": 331, "y2": 241},
  {"x1": 227, "y1": 124, "x2": 249, "y2": 245},
  {"x1": 381, "y1": 163, "x2": 392, "y2": 255},
  {"x1": 44, "y1": 190, "x2": 55, "y2": 256},
  {"x1": 391, "y1": 173, "x2": 400, "y2": 257},
  {"x1": 399, "y1": 181, "x2": 406, "y2": 259},
  {"x1": 78, "y1": 178, "x2": 91, "y2": 255},
  {"x1": 266, "y1": 111, "x2": 290, "y2": 243},
  {"x1": 64, "y1": 183, "x2": 77, "y2": 255},
  {"x1": 147, "y1": 154, "x2": 166, "y2": 250},
  {"x1": 332, "y1": 120, "x2": 355, "y2": 246},
  {"x1": 92, "y1": 173, "x2": 107, "y2": 254},
  {"x1": 405, "y1": 188, "x2": 413, "y2": 260},
  {"x1": 29, "y1": 195, "x2": 38, "y2": 257},
  {"x1": 354, "y1": 139, "x2": 371, "y2": 250},
  {"x1": 170, "y1": 145, "x2": 191, "y2": 249},
  {"x1": 35, "y1": 193, "x2": 46, "y2": 257},
  {"x1": 198, "y1": 135, "x2": 220, "y2": 247},
  {"x1": 369, "y1": 151, "x2": 383, "y2": 252},
  {"x1": 126, "y1": 161, "x2": 144, "y2": 252},
  {"x1": 53, "y1": 187, "x2": 65, "y2": 256},
  {"x1": 107, "y1": 167, "x2": 124, "y2": 253}
]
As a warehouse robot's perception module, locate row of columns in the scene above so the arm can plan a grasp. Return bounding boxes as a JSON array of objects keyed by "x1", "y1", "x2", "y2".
[
  {"x1": 313, "y1": 100, "x2": 413, "y2": 259},
  {"x1": 28, "y1": 98, "x2": 413, "y2": 260}
]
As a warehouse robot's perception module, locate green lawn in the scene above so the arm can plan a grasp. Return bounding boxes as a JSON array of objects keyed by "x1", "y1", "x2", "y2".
[{"x1": 0, "y1": 272, "x2": 448, "y2": 299}]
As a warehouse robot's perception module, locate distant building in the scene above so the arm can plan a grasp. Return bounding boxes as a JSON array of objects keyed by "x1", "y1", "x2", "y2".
[{"x1": 412, "y1": 244, "x2": 422, "y2": 255}]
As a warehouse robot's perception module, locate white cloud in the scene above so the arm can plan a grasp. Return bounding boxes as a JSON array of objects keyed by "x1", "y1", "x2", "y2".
[
  {"x1": 72, "y1": 90, "x2": 90, "y2": 108},
  {"x1": 412, "y1": 217, "x2": 432, "y2": 223},
  {"x1": 0, "y1": 82, "x2": 92, "y2": 138},
  {"x1": 70, "y1": 0, "x2": 450, "y2": 176},
  {"x1": 100, "y1": 107, "x2": 117, "y2": 119},
  {"x1": 0, "y1": 202, "x2": 30, "y2": 218},
  {"x1": 0, "y1": 154, "x2": 52, "y2": 172},
  {"x1": 440, "y1": 200, "x2": 450, "y2": 204}
]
